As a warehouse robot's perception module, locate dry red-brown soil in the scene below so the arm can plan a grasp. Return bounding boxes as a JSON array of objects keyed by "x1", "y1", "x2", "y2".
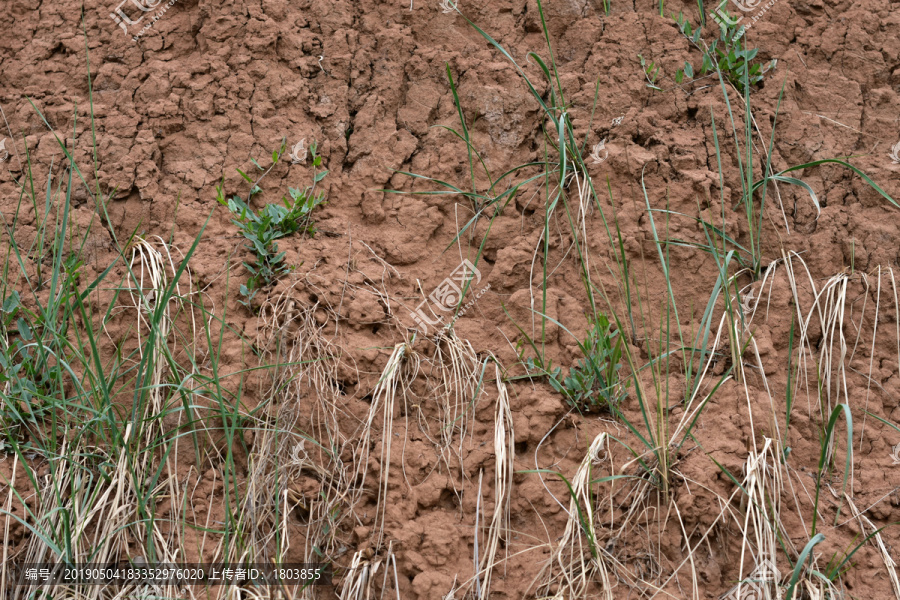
[{"x1": 1, "y1": 0, "x2": 900, "y2": 598}]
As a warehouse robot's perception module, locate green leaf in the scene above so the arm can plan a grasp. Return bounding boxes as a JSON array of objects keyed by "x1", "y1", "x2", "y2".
[
  {"x1": 16, "y1": 318, "x2": 32, "y2": 341},
  {"x1": 2, "y1": 292, "x2": 20, "y2": 313},
  {"x1": 684, "y1": 61, "x2": 694, "y2": 78},
  {"x1": 236, "y1": 168, "x2": 253, "y2": 184},
  {"x1": 786, "y1": 535, "x2": 826, "y2": 600},
  {"x1": 675, "y1": 70, "x2": 684, "y2": 84},
  {"x1": 314, "y1": 169, "x2": 329, "y2": 183}
]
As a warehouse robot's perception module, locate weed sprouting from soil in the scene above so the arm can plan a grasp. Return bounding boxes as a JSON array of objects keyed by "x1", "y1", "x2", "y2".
[
  {"x1": 672, "y1": 9, "x2": 777, "y2": 94},
  {"x1": 217, "y1": 139, "x2": 327, "y2": 308},
  {"x1": 520, "y1": 313, "x2": 628, "y2": 414}
]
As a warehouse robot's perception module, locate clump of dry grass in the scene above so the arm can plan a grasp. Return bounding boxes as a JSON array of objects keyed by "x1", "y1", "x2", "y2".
[
  {"x1": 844, "y1": 494, "x2": 900, "y2": 599},
  {"x1": 536, "y1": 432, "x2": 614, "y2": 600},
  {"x1": 725, "y1": 437, "x2": 785, "y2": 600},
  {"x1": 357, "y1": 343, "x2": 418, "y2": 550},
  {"x1": 253, "y1": 286, "x2": 355, "y2": 573},
  {"x1": 125, "y1": 234, "x2": 197, "y2": 476},
  {"x1": 338, "y1": 542, "x2": 401, "y2": 600},
  {"x1": 471, "y1": 361, "x2": 514, "y2": 599},
  {"x1": 413, "y1": 328, "x2": 484, "y2": 493}
]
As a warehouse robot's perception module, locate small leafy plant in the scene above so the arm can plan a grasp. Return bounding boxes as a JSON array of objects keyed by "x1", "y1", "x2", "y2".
[
  {"x1": 525, "y1": 314, "x2": 628, "y2": 414},
  {"x1": 638, "y1": 54, "x2": 663, "y2": 91},
  {"x1": 217, "y1": 139, "x2": 327, "y2": 308},
  {"x1": 672, "y1": 9, "x2": 776, "y2": 94}
]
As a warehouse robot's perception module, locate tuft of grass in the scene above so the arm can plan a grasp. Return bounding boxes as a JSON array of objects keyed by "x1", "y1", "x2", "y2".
[
  {"x1": 527, "y1": 433, "x2": 616, "y2": 600},
  {"x1": 0, "y1": 105, "x2": 211, "y2": 593},
  {"x1": 473, "y1": 361, "x2": 515, "y2": 600}
]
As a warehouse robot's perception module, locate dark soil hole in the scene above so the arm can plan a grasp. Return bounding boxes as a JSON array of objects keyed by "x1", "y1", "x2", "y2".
[{"x1": 439, "y1": 488, "x2": 460, "y2": 510}]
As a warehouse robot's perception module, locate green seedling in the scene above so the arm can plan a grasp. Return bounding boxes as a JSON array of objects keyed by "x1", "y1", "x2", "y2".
[
  {"x1": 217, "y1": 140, "x2": 327, "y2": 308},
  {"x1": 535, "y1": 315, "x2": 627, "y2": 414},
  {"x1": 671, "y1": 9, "x2": 776, "y2": 94},
  {"x1": 638, "y1": 54, "x2": 663, "y2": 90}
]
